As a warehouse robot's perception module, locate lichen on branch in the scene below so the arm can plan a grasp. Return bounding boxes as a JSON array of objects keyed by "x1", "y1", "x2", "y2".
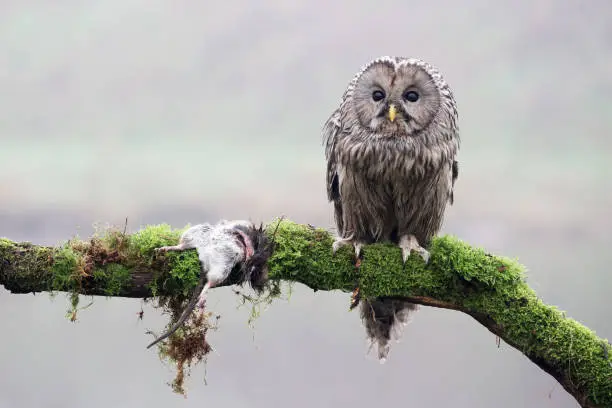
[{"x1": 0, "y1": 220, "x2": 610, "y2": 407}]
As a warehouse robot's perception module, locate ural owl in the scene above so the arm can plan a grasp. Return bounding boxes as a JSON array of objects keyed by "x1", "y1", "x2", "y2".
[{"x1": 323, "y1": 56, "x2": 460, "y2": 360}]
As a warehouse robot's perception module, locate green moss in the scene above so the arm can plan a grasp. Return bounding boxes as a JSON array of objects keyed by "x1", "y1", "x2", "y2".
[
  {"x1": 161, "y1": 250, "x2": 201, "y2": 297},
  {"x1": 98, "y1": 227, "x2": 128, "y2": 251},
  {"x1": 353, "y1": 235, "x2": 527, "y2": 304},
  {"x1": 92, "y1": 264, "x2": 132, "y2": 296},
  {"x1": 0, "y1": 238, "x2": 55, "y2": 293},
  {"x1": 490, "y1": 296, "x2": 612, "y2": 404},
  {"x1": 0, "y1": 237, "x2": 14, "y2": 249},
  {"x1": 267, "y1": 220, "x2": 356, "y2": 292},
  {"x1": 0, "y1": 238, "x2": 16, "y2": 264},
  {"x1": 129, "y1": 224, "x2": 200, "y2": 297},
  {"x1": 50, "y1": 243, "x2": 83, "y2": 292},
  {"x1": 267, "y1": 222, "x2": 530, "y2": 307},
  {"x1": 129, "y1": 224, "x2": 183, "y2": 256}
]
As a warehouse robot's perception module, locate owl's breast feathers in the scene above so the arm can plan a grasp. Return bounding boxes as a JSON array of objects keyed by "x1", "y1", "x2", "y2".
[
  {"x1": 334, "y1": 130, "x2": 457, "y2": 181},
  {"x1": 326, "y1": 127, "x2": 457, "y2": 243}
]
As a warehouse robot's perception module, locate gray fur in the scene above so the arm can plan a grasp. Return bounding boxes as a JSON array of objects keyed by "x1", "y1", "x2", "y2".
[
  {"x1": 146, "y1": 219, "x2": 259, "y2": 349},
  {"x1": 323, "y1": 56, "x2": 460, "y2": 361}
]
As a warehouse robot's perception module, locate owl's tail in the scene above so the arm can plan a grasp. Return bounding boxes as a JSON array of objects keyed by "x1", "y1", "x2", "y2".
[{"x1": 359, "y1": 297, "x2": 419, "y2": 361}]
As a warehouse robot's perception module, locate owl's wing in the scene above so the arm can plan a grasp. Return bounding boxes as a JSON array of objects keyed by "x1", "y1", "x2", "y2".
[
  {"x1": 322, "y1": 110, "x2": 344, "y2": 234},
  {"x1": 450, "y1": 160, "x2": 459, "y2": 205},
  {"x1": 323, "y1": 110, "x2": 341, "y2": 201}
]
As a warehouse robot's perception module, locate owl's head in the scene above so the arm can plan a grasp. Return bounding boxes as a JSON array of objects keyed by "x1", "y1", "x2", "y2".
[{"x1": 348, "y1": 57, "x2": 451, "y2": 137}]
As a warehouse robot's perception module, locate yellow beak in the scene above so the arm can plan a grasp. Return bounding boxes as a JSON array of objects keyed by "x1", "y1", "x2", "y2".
[{"x1": 387, "y1": 104, "x2": 397, "y2": 122}]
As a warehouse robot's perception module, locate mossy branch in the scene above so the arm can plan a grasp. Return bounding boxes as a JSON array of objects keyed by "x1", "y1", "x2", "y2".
[{"x1": 0, "y1": 219, "x2": 610, "y2": 407}]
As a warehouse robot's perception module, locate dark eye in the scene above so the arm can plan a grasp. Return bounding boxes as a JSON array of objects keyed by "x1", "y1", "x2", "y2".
[
  {"x1": 372, "y1": 90, "x2": 385, "y2": 102},
  {"x1": 403, "y1": 91, "x2": 419, "y2": 102}
]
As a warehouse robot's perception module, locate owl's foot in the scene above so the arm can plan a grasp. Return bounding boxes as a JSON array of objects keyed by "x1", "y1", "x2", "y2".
[
  {"x1": 331, "y1": 237, "x2": 363, "y2": 258},
  {"x1": 398, "y1": 234, "x2": 430, "y2": 264}
]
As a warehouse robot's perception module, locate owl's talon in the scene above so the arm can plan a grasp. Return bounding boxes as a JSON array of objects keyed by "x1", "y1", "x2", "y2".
[
  {"x1": 331, "y1": 237, "x2": 363, "y2": 259},
  {"x1": 399, "y1": 234, "x2": 430, "y2": 264},
  {"x1": 332, "y1": 238, "x2": 347, "y2": 254},
  {"x1": 420, "y1": 249, "x2": 431, "y2": 263},
  {"x1": 354, "y1": 242, "x2": 362, "y2": 258}
]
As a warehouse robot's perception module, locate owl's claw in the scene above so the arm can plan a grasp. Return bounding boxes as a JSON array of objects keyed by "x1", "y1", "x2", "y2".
[
  {"x1": 399, "y1": 234, "x2": 430, "y2": 264},
  {"x1": 354, "y1": 242, "x2": 363, "y2": 258},
  {"x1": 331, "y1": 238, "x2": 346, "y2": 254},
  {"x1": 332, "y1": 237, "x2": 363, "y2": 258}
]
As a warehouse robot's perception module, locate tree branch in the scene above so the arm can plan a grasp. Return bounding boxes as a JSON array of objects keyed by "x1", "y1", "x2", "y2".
[{"x1": 0, "y1": 220, "x2": 610, "y2": 407}]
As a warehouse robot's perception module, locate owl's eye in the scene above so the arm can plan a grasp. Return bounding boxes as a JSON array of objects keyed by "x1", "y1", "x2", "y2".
[
  {"x1": 403, "y1": 91, "x2": 419, "y2": 102},
  {"x1": 372, "y1": 90, "x2": 385, "y2": 102}
]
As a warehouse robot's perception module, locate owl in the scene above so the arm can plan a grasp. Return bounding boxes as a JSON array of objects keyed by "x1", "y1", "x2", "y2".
[{"x1": 323, "y1": 56, "x2": 459, "y2": 361}]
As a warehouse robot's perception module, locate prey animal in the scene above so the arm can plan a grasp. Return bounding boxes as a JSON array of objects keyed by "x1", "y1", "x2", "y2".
[
  {"x1": 323, "y1": 56, "x2": 460, "y2": 360},
  {"x1": 146, "y1": 219, "x2": 273, "y2": 349}
]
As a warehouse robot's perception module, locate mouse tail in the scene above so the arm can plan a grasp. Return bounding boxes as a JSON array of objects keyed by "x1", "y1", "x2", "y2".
[{"x1": 146, "y1": 277, "x2": 206, "y2": 349}]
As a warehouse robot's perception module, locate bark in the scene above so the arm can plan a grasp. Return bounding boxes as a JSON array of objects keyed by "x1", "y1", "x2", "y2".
[{"x1": 0, "y1": 220, "x2": 610, "y2": 407}]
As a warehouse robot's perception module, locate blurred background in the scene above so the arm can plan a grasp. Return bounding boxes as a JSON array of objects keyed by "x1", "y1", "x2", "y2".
[{"x1": 0, "y1": 1, "x2": 610, "y2": 407}]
